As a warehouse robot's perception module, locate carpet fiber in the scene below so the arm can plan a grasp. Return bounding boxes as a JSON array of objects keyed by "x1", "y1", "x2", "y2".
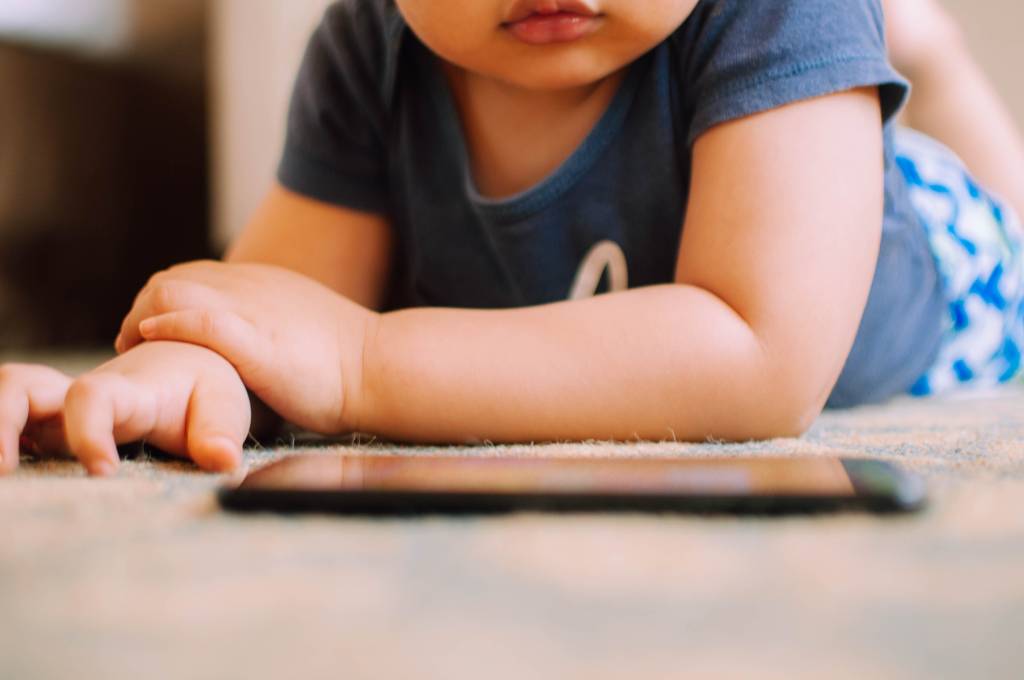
[{"x1": 2, "y1": 353, "x2": 1023, "y2": 679}]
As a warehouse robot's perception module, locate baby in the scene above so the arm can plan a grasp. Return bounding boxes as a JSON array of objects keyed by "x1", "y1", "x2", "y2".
[{"x1": 2, "y1": 0, "x2": 1023, "y2": 476}]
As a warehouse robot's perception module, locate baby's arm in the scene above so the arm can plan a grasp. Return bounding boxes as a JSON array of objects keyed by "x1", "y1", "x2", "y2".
[
  {"x1": 0, "y1": 342, "x2": 250, "y2": 476},
  {"x1": 118, "y1": 87, "x2": 884, "y2": 444},
  {"x1": 228, "y1": 183, "x2": 394, "y2": 311},
  {"x1": 358, "y1": 88, "x2": 884, "y2": 443}
]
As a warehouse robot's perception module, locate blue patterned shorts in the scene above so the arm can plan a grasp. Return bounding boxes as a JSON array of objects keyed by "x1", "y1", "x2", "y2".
[{"x1": 896, "y1": 128, "x2": 1024, "y2": 397}]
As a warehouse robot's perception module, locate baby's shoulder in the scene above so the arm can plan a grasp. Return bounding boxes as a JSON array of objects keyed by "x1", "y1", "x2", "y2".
[
  {"x1": 663, "y1": 0, "x2": 900, "y2": 145},
  {"x1": 667, "y1": 0, "x2": 886, "y2": 53}
]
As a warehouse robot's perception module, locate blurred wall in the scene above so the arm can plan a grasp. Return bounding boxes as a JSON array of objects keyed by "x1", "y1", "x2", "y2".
[
  {"x1": 0, "y1": 0, "x2": 205, "y2": 75},
  {"x1": 0, "y1": 0, "x2": 211, "y2": 347},
  {"x1": 0, "y1": 0, "x2": 130, "y2": 54},
  {"x1": 210, "y1": 0, "x2": 1024, "y2": 245},
  {"x1": 129, "y1": 0, "x2": 206, "y2": 85},
  {"x1": 210, "y1": 0, "x2": 330, "y2": 248}
]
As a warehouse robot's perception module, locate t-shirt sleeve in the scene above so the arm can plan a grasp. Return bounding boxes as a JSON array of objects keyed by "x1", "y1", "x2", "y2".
[
  {"x1": 276, "y1": 1, "x2": 396, "y2": 214},
  {"x1": 681, "y1": 0, "x2": 909, "y2": 146}
]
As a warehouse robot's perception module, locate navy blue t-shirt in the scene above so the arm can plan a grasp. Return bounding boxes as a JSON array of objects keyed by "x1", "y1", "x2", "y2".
[{"x1": 278, "y1": 0, "x2": 948, "y2": 409}]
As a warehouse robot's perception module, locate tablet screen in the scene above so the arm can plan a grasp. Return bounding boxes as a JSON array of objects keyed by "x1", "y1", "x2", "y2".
[{"x1": 238, "y1": 454, "x2": 858, "y2": 497}]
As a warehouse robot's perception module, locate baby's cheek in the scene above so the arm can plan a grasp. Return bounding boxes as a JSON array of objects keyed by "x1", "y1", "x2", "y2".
[
  {"x1": 394, "y1": 0, "x2": 499, "y2": 63},
  {"x1": 609, "y1": 0, "x2": 698, "y2": 46}
]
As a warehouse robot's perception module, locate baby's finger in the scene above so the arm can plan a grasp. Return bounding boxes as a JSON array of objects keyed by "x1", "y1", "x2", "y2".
[
  {"x1": 63, "y1": 373, "x2": 146, "y2": 477},
  {"x1": 117, "y1": 279, "x2": 218, "y2": 354},
  {"x1": 0, "y1": 365, "x2": 72, "y2": 473},
  {"x1": 139, "y1": 310, "x2": 268, "y2": 383},
  {"x1": 185, "y1": 375, "x2": 251, "y2": 472},
  {"x1": 0, "y1": 386, "x2": 27, "y2": 473}
]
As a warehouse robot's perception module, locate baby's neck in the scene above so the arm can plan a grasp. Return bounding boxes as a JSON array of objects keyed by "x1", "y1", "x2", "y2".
[{"x1": 442, "y1": 62, "x2": 627, "y2": 199}]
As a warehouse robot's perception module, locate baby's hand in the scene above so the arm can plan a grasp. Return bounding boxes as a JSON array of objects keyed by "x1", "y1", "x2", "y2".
[
  {"x1": 0, "y1": 363, "x2": 73, "y2": 474},
  {"x1": 115, "y1": 260, "x2": 374, "y2": 436},
  {"x1": 0, "y1": 342, "x2": 250, "y2": 476}
]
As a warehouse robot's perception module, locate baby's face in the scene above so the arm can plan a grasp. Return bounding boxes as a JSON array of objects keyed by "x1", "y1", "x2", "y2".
[{"x1": 396, "y1": 0, "x2": 699, "y2": 90}]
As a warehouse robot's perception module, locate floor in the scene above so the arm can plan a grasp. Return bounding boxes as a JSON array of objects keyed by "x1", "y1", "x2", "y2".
[{"x1": 1, "y1": 353, "x2": 1023, "y2": 679}]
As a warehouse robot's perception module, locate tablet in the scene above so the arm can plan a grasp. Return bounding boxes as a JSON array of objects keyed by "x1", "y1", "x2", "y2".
[{"x1": 218, "y1": 453, "x2": 927, "y2": 515}]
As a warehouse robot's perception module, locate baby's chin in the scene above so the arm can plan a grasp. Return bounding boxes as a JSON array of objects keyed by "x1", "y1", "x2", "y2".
[
  {"x1": 462, "y1": 47, "x2": 632, "y2": 92},
  {"x1": 505, "y1": 67, "x2": 622, "y2": 92}
]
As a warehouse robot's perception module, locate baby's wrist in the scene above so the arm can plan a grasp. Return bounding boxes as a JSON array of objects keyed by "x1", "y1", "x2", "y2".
[{"x1": 343, "y1": 309, "x2": 383, "y2": 436}]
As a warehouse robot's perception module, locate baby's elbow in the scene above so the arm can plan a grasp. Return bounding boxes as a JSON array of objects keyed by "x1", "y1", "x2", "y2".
[
  {"x1": 770, "y1": 399, "x2": 823, "y2": 439},
  {"x1": 765, "y1": 368, "x2": 827, "y2": 438},
  {"x1": 707, "y1": 382, "x2": 822, "y2": 442},
  {"x1": 752, "y1": 366, "x2": 829, "y2": 440}
]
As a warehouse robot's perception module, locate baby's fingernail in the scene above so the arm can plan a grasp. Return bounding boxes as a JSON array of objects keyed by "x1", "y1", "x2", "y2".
[
  {"x1": 208, "y1": 438, "x2": 241, "y2": 470},
  {"x1": 139, "y1": 320, "x2": 155, "y2": 336},
  {"x1": 89, "y1": 459, "x2": 118, "y2": 477}
]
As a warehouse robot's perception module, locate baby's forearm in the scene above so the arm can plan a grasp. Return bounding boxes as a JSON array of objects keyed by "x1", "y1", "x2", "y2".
[{"x1": 359, "y1": 285, "x2": 813, "y2": 444}]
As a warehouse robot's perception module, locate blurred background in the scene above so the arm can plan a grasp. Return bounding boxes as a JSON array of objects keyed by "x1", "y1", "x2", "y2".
[{"x1": 0, "y1": 0, "x2": 1021, "y2": 350}]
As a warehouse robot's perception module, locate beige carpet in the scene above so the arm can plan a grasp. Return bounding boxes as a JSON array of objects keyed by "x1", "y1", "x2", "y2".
[{"x1": 2, "y1": 352, "x2": 1023, "y2": 679}]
